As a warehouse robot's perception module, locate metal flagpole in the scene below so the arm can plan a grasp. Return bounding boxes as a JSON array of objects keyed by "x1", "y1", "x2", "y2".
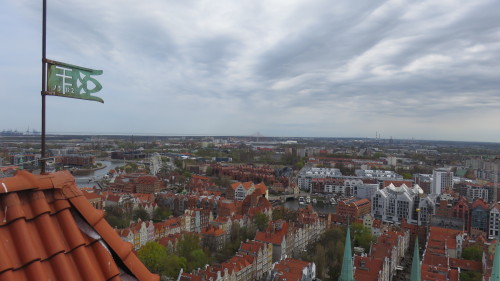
[{"x1": 41, "y1": 0, "x2": 47, "y2": 173}]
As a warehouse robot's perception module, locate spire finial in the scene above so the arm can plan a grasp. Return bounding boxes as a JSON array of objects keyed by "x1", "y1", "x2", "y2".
[
  {"x1": 339, "y1": 223, "x2": 354, "y2": 281},
  {"x1": 410, "y1": 237, "x2": 421, "y2": 281}
]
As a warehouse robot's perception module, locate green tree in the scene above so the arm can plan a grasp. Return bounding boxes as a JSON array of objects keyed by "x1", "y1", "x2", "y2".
[
  {"x1": 176, "y1": 233, "x2": 210, "y2": 271},
  {"x1": 212, "y1": 176, "x2": 232, "y2": 188},
  {"x1": 459, "y1": 271, "x2": 482, "y2": 281},
  {"x1": 315, "y1": 244, "x2": 326, "y2": 279},
  {"x1": 104, "y1": 215, "x2": 129, "y2": 228},
  {"x1": 104, "y1": 206, "x2": 130, "y2": 228},
  {"x1": 189, "y1": 249, "x2": 209, "y2": 271},
  {"x1": 133, "y1": 207, "x2": 150, "y2": 222},
  {"x1": 272, "y1": 207, "x2": 285, "y2": 221},
  {"x1": 464, "y1": 169, "x2": 477, "y2": 180},
  {"x1": 152, "y1": 206, "x2": 171, "y2": 222},
  {"x1": 301, "y1": 226, "x2": 346, "y2": 281},
  {"x1": 401, "y1": 172, "x2": 413, "y2": 179},
  {"x1": 177, "y1": 233, "x2": 201, "y2": 258},
  {"x1": 137, "y1": 242, "x2": 168, "y2": 275},
  {"x1": 164, "y1": 254, "x2": 187, "y2": 278},
  {"x1": 294, "y1": 160, "x2": 305, "y2": 170},
  {"x1": 462, "y1": 246, "x2": 483, "y2": 262},
  {"x1": 254, "y1": 213, "x2": 269, "y2": 232},
  {"x1": 351, "y1": 223, "x2": 375, "y2": 250},
  {"x1": 230, "y1": 222, "x2": 241, "y2": 241}
]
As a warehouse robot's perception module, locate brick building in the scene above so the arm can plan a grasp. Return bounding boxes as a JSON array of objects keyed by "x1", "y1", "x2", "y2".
[{"x1": 337, "y1": 197, "x2": 371, "y2": 219}]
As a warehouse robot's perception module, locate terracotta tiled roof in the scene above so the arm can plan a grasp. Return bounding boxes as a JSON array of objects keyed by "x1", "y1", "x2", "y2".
[
  {"x1": 273, "y1": 258, "x2": 311, "y2": 281},
  {"x1": 230, "y1": 182, "x2": 241, "y2": 190},
  {"x1": 472, "y1": 198, "x2": 488, "y2": 209},
  {"x1": 106, "y1": 194, "x2": 121, "y2": 202},
  {"x1": 254, "y1": 183, "x2": 267, "y2": 194},
  {"x1": 354, "y1": 256, "x2": 382, "y2": 281},
  {"x1": 83, "y1": 190, "x2": 101, "y2": 200},
  {"x1": 0, "y1": 170, "x2": 159, "y2": 281},
  {"x1": 449, "y1": 258, "x2": 482, "y2": 271}
]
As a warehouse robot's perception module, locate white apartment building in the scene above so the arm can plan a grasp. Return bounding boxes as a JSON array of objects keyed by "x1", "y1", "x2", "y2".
[
  {"x1": 466, "y1": 185, "x2": 489, "y2": 203},
  {"x1": 372, "y1": 183, "x2": 432, "y2": 224},
  {"x1": 297, "y1": 167, "x2": 342, "y2": 191},
  {"x1": 431, "y1": 168, "x2": 454, "y2": 195},
  {"x1": 355, "y1": 169, "x2": 403, "y2": 180},
  {"x1": 489, "y1": 203, "x2": 500, "y2": 239},
  {"x1": 352, "y1": 183, "x2": 379, "y2": 200}
]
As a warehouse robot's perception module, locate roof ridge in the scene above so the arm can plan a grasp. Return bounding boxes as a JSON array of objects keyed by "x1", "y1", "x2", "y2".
[
  {"x1": 0, "y1": 170, "x2": 159, "y2": 281},
  {"x1": 0, "y1": 170, "x2": 84, "y2": 194}
]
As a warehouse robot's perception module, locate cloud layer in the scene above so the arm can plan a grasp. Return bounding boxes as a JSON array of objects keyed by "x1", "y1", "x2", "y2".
[{"x1": 1, "y1": 0, "x2": 500, "y2": 141}]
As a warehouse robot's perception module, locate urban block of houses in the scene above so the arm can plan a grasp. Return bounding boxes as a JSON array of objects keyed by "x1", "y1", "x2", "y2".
[
  {"x1": 420, "y1": 226, "x2": 482, "y2": 281},
  {"x1": 180, "y1": 239, "x2": 273, "y2": 281},
  {"x1": 109, "y1": 173, "x2": 164, "y2": 194},
  {"x1": 255, "y1": 207, "x2": 325, "y2": 263}
]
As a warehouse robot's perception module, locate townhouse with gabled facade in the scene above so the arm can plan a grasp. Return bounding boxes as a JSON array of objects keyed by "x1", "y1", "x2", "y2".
[
  {"x1": 352, "y1": 229, "x2": 410, "y2": 280},
  {"x1": 230, "y1": 181, "x2": 256, "y2": 201},
  {"x1": 201, "y1": 225, "x2": 226, "y2": 252},
  {"x1": 239, "y1": 240, "x2": 273, "y2": 280},
  {"x1": 255, "y1": 220, "x2": 289, "y2": 262}
]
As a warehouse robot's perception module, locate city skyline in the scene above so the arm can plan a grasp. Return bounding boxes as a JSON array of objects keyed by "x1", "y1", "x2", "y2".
[{"x1": 1, "y1": 0, "x2": 500, "y2": 142}]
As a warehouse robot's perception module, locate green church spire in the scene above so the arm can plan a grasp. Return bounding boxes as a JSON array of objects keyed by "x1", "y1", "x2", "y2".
[
  {"x1": 492, "y1": 241, "x2": 500, "y2": 281},
  {"x1": 410, "y1": 237, "x2": 421, "y2": 281},
  {"x1": 339, "y1": 224, "x2": 354, "y2": 281}
]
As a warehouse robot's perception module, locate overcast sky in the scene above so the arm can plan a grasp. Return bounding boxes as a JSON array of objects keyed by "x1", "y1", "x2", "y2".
[{"x1": 1, "y1": 0, "x2": 500, "y2": 142}]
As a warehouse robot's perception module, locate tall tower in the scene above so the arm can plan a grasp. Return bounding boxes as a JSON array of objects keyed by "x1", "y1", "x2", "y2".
[
  {"x1": 410, "y1": 237, "x2": 421, "y2": 281},
  {"x1": 339, "y1": 224, "x2": 354, "y2": 281}
]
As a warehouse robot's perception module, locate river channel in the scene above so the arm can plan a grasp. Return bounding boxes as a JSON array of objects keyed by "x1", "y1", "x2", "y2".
[
  {"x1": 74, "y1": 160, "x2": 125, "y2": 188},
  {"x1": 74, "y1": 163, "x2": 335, "y2": 215},
  {"x1": 283, "y1": 199, "x2": 337, "y2": 214}
]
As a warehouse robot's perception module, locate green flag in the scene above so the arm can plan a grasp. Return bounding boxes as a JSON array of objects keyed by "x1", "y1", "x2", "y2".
[{"x1": 45, "y1": 59, "x2": 104, "y2": 103}]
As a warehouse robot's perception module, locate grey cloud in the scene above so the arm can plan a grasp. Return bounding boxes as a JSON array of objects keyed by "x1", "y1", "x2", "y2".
[{"x1": 2, "y1": 0, "x2": 500, "y2": 141}]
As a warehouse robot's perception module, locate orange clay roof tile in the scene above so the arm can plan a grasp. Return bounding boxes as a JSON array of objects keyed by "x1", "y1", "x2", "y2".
[{"x1": 0, "y1": 170, "x2": 159, "y2": 281}]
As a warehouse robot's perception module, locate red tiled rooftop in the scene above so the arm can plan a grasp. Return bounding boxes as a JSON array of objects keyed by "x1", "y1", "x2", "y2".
[
  {"x1": 449, "y1": 258, "x2": 482, "y2": 271},
  {"x1": 273, "y1": 258, "x2": 311, "y2": 281},
  {"x1": 471, "y1": 198, "x2": 488, "y2": 209},
  {"x1": 0, "y1": 170, "x2": 159, "y2": 281},
  {"x1": 179, "y1": 273, "x2": 202, "y2": 281},
  {"x1": 83, "y1": 190, "x2": 101, "y2": 200},
  {"x1": 254, "y1": 182, "x2": 267, "y2": 193},
  {"x1": 354, "y1": 256, "x2": 383, "y2": 281}
]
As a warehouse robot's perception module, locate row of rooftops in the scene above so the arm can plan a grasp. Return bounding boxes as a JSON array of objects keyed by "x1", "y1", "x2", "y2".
[
  {"x1": 421, "y1": 226, "x2": 483, "y2": 280},
  {"x1": 0, "y1": 170, "x2": 159, "y2": 281}
]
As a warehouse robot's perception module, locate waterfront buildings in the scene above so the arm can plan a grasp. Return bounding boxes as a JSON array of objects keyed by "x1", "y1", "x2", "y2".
[{"x1": 297, "y1": 167, "x2": 341, "y2": 191}]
